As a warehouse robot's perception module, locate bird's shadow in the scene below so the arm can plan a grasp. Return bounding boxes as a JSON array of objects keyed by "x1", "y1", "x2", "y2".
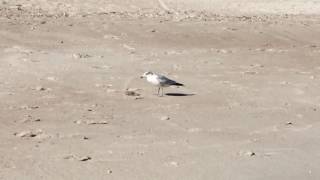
[{"x1": 165, "y1": 93, "x2": 195, "y2": 97}]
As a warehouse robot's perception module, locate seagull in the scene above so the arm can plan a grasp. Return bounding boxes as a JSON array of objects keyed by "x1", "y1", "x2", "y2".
[{"x1": 140, "y1": 71, "x2": 184, "y2": 96}]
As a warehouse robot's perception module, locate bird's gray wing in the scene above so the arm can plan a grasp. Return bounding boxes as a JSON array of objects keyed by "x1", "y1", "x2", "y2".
[{"x1": 157, "y1": 75, "x2": 179, "y2": 86}]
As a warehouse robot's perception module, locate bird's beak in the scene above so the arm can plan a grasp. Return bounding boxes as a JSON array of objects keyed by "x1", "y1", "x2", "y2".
[{"x1": 140, "y1": 76, "x2": 144, "y2": 79}]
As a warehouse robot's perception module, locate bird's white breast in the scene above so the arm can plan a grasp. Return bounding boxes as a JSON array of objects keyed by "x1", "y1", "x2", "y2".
[{"x1": 147, "y1": 75, "x2": 160, "y2": 86}]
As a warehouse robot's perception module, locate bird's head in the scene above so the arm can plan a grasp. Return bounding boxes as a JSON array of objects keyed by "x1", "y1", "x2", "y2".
[{"x1": 140, "y1": 71, "x2": 153, "y2": 78}]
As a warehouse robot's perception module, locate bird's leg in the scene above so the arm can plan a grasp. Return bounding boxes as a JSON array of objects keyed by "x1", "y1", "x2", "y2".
[
  {"x1": 157, "y1": 87, "x2": 160, "y2": 96},
  {"x1": 161, "y1": 87, "x2": 164, "y2": 97}
]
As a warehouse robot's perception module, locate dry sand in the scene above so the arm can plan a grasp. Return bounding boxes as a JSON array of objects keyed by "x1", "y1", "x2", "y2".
[{"x1": 1, "y1": 1, "x2": 320, "y2": 180}]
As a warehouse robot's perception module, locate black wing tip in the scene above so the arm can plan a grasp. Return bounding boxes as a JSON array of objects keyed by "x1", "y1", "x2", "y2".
[{"x1": 175, "y1": 83, "x2": 184, "y2": 86}]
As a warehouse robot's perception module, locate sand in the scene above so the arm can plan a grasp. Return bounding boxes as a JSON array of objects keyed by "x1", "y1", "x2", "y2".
[{"x1": 1, "y1": 1, "x2": 320, "y2": 180}]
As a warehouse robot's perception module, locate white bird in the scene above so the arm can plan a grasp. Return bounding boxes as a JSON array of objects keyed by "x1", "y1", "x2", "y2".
[{"x1": 140, "y1": 71, "x2": 184, "y2": 96}]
